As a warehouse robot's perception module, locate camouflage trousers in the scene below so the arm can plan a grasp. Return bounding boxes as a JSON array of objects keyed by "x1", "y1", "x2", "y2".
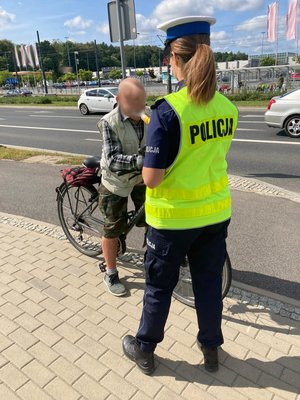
[{"x1": 98, "y1": 183, "x2": 146, "y2": 238}]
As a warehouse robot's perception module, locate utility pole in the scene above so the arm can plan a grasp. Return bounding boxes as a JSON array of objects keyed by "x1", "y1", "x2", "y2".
[
  {"x1": 94, "y1": 40, "x2": 101, "y2": 86},
  {"x1": 74, "y1": 51, "x2": 80, "y2": 93},
  {"x1": 36, "y1": 30, "x2": 48, "y2": 94},
  {"x1": 86, "y1": 53, "x2": 90, "y2": 70},
  {"x1": 167, "y1": 64, "x2": 172, "y2": 94},
  {"x1": 65, "y1": 37, "x2": 71, "y2": 67},
  {"x1": 116, "y1": 0, "x2": 126, "y2": 78}
]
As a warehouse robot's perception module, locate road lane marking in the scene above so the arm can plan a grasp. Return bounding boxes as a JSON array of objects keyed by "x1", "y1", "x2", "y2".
[
  {"x1": 29, "y1": 115, "x2": 100, "y2": 119},
  {"x1": 236, "y1": 128, "x2": 264, "y2": 131},
  {"x1": 0, "y1": 124, "x2": 98, "y2": 134},
  {"x1": 233, "y1": 138, "x2": 300, "y2": 145},
  {"x1": 85, "y1": 139, "x2": 102, "y2": 142},
  {"x1": 238, "y1": 121, "x2": 265, "y2": 124}
]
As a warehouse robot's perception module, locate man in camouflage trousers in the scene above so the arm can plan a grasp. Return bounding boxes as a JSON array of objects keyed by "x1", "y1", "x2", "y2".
[{"x1": 97, "y1": 78, "x2": 147, "y2": 296}]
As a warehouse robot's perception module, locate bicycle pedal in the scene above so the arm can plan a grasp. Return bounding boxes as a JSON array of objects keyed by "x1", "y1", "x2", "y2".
[{"x1": 98, "y1": 261, "x2": 107, "y2": 273}]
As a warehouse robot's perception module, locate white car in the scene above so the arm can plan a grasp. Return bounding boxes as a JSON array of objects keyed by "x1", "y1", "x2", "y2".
[
  {"x1": 264, "y1": 88, "x2": 300, "y2": 138},
  {"x1": 78, "y1": 87, "x2": 118, "y2": 115}
]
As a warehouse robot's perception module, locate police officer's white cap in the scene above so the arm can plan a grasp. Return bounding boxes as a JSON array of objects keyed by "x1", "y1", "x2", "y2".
[{"x1": 158, "y1": 16, "x2": 216, "y2": 42}]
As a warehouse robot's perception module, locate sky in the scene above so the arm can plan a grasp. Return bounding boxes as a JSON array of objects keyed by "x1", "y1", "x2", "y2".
[{"x1": 0, "y1": 0, "x2": 298, "y2": 55}]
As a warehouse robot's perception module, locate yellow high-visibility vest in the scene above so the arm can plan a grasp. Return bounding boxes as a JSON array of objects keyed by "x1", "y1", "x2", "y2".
[{"x1": 145, "y1": 87, "x2": 238, "y2": 229}]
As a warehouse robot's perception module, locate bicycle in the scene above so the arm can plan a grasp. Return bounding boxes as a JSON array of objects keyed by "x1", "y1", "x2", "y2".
[{"x1": 55, "y1": 156, "x2": 232, "y2": 305}]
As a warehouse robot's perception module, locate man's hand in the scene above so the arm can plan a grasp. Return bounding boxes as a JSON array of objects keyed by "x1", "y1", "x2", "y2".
[
  {"x1": 138, "y1": 146, "x2": 146, "y2": 157},
  {"x1": 135, "y1": 155, "x2": 144, "y2": 171}
]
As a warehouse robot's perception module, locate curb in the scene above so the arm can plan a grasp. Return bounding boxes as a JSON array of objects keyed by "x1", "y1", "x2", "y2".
[
  {"x1": 0, "y1": 144, "x2": 90, "y2": 158},
  {"x1": 1, "y1": 211, "x2": 299, "y2": 321},
  {"x1": 229, "y1": 175, "x2": 300, "y2": 204},
  {"x1": 0, "y1": 105, "x2": 77, "y2": 110}
]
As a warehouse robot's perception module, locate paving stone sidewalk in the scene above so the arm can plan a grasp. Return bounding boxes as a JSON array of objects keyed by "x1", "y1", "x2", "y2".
[{"x1": 0, "y1": 216, "x2": 300, "y2": 400}]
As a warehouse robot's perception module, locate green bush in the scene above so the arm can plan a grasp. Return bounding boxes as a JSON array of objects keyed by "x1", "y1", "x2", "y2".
[{"x1": 226, "y1": 91, "x2": 281, "y2": 102}]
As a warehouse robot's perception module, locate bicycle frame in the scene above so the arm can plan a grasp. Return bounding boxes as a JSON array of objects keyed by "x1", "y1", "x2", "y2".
[{"x1": 56, "y1": 182, "x2": 146, "y2": 238}]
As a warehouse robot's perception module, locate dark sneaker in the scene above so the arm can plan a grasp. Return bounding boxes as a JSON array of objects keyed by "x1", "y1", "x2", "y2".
[
  {"x1": 103, "y1": 272, "x2": 127, "y2": 296},
  {"x1": 197, "y1": 341, "x2": 219, "y2": 372},
  {"x1": 122, "y1": 335, "x2": 155, "y2": 375}
]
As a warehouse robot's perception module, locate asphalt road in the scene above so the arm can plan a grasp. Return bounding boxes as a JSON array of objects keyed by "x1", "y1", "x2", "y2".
[{"x1": 0, "y1": 106, "x2": 299, "y2": 192}]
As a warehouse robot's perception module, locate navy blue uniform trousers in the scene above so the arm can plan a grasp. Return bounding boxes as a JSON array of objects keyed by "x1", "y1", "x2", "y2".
[{"x1": 136, "y1": 219, "x2": 230, "y2": 353}]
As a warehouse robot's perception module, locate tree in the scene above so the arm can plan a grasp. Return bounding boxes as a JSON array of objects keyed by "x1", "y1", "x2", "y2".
[
  {"x1": 260, "y1": 56, "x2": 275, "y2": 66},
  {"x1": 0, "y1": 40, "x2": 14, "y2": 71},
  {"x1": 0, "y1": 70, "x2": 13, "y2": 85},
  {"x1": 293, "y1": 55, "x2": 300, "y2": 64},
  {"x1": 108, "y1": 69, "x2": 122, "y2": 79},
  {"x1": 58, "y1": 72, "x2": 76, "y2": 82},
  {"x1": 79, "y1": 69, "x2": 93, "y2": 81}
]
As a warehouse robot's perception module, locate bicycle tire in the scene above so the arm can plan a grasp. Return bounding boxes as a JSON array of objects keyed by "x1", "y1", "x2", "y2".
[
  {"x1": 172, "y1": 252, "x2": 232, "y2": 307},
  {"x1": 57, "y1": 182, "x2": 103, "y2": 257}
]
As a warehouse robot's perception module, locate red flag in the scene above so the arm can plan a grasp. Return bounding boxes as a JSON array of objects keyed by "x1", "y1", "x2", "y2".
[
  {"x1": 268, "y1": 1, "x2": 278, "y2": 42},
  {"x1": 286, "y1": 0, "x2": 298, "y2": 40}
]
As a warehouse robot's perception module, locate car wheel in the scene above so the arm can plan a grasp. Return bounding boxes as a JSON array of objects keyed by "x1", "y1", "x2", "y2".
[
  {"x1": 284, "y1": 115, "x2": 300, "y2": 138},
  {"x1": 80, "y1": 103, "x2": 89, "y2": 115}
]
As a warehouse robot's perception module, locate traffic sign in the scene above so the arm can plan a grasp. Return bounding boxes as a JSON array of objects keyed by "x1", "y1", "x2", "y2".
[{"x1": 108, "y1": 0, "x2": 137, "y2": 43}]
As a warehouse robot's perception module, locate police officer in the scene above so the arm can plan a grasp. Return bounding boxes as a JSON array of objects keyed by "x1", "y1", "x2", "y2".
[{"x1": 122, "y1": 16, "x2": 238, "y2": 374}]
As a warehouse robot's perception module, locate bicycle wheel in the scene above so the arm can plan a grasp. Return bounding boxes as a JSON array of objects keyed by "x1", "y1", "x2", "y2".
[
  {"x1": 57, "y1": 182, "x2": 103, "y2": 257},
  {"x1": 172, "y1": 252, "x2": 232, "y2": 307}
]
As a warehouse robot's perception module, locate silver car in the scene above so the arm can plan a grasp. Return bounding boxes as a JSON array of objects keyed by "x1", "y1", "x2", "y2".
[{"x1": 264, "y1": 88, "x2": 300, "y2": 138}]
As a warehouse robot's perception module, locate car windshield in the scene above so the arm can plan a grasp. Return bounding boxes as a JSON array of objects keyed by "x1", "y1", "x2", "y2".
[
  {"x1": 108, "y1": 88, "x2": 118, "y2": 96},
  {"x1": 280, "y1": 88, "x2": 300, "y2": 98}
]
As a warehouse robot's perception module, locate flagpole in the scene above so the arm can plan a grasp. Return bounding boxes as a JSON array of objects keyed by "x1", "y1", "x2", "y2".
[
  {"x1": 297, "y1": 0, "x2": 299, "y2": 56},
  {"x1": 275, "y1": 0, "x2": 279, "y2": 65}
]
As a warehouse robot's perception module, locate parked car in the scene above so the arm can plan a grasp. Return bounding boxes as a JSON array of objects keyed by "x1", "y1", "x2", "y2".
[
  {"x1": 264, "y1": 88, "x2": 300, "y2": 138},
  {"x1": 3, "y1": 89, "x2": 32, "y2": 97},
  {"x1": 290, "y1": 72, "x2": 300, "y2": 80},
  {"x1": 52, "y1": 83, "x2": 66, "y2": 89},
  {"x1": 78, "y1": 87, "x2": 118, "y2": 115},
  {"x1": 100, "y1": 79, "x2": 115, "y2": 86}
]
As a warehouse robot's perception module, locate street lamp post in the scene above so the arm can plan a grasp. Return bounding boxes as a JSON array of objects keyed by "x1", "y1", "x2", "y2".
[{"x1": 74, "y1": 51, "x2": 80, "y2": 93}]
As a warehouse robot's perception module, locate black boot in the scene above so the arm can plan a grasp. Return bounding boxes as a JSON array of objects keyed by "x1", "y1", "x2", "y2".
[
  {"x1": 122, "y1": 335, "x2": 155, "y2": 375},
  {"x1": 197, "y1": 341, "x2": 219, "y2": 372}
]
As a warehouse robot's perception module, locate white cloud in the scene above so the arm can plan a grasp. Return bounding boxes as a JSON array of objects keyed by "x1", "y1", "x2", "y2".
[
  {"x1": 72, "y1": 30, "x2": 87, "y2": 36},
  {"x1": 64, "y1": 16, "x2": 92, "y2": 30},
  {"x1": 152, "y1": 0, "x2": 214, "y2": 23},
  {"x1": 132, "y1": 0, "x2": 264, "y2": 45},
  {"x1": 215, "y1": 0, "x2": 264, "y2": 12},
  {"x1": 236, "y1": 15, "x2": 267, "y2": 32},
  {"x1": 96, "y1": 22, "x2": 110, "y2": 35},
  {"x1": 211, "y1": 31, "x2": 230, "y2": 41},
  {"x1": 0, "y1": 7, "x2": 15, "y2": 29}
]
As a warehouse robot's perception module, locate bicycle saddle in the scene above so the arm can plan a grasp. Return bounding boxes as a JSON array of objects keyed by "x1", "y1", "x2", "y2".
[{"x1": 83, "y1": 156, "x2": 100, "y2": 168}]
